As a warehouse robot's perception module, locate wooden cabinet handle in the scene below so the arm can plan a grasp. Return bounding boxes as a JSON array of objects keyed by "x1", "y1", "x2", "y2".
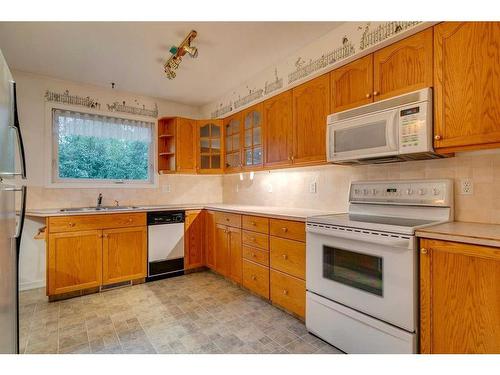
[
  {"x1": 251, "y1": 221, "x2": 256, "y2": 226},
  {"x1": 226, "y1": 218, "x2": 230, "y2": 221},
  {"x1": 251, "y1": 275, "x2": 256, "y2": 281},
  {"x1": 128, "y1": 218, "x2": 133, "y2": 223},
  {"x1": 68, "y1": 223, "x2": 75, "y2": 227},
  {"x1": 282, "y1": 254, "x2": 288, "y2": 260},
  {"x1": 283, "y1": 289, "x2": 288, "y2": 295},
  {"x1": 365, "y1": 93, "x2": 371, "y2": 98},
  {"x1": 281, "y1": 227, "x2": 288, "y2": 232},
  {"x1": 250, "y1": 237, "x2": 256, "y2": 242},
  {"x1": 434, "y1": 135, "x2": 442, "y2": 141},
  {"x1": 251, "y1": 252, "x2": 256, "y2": 258},
  {"x1": 421, "y1": 248, "x2": 428, "y2": 254},
  {"x1": 373, "y1": 91, "x2": 379, "y2": 96}
]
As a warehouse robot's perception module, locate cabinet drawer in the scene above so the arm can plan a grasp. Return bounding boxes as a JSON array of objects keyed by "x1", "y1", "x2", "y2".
[
  {"x1": 243, "y1": 260, "x2": 269, "y2": 299},
  {"x1": 48, "y1": 213, "x2": 146, "y2": 233},
  {"x1": 242, "y1": 246, "x2": 269, "y2": 266},
  {"x1": 270, "y1": 269, "x2": 306, "y2": 318},
  {"x1": 215, "y1": 211, "x2": 241, "y2": 228},
  {"x1": 270, "y1": 237, "x2": 305, "y2": 280},
  {"x1": 242, "y1": 230, "x2": 269, "y2": 250},
  {"x1": 269, "y1": 219, "x2": 305, "y2": 242},
  {"x1": 242, "y1": 215, "x2": 269, "y2": 234}
]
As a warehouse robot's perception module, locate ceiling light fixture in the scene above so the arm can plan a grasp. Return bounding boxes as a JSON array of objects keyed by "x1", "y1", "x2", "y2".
[{"x1": 164, "y1": 30, "x2": 198, "y2": 79}]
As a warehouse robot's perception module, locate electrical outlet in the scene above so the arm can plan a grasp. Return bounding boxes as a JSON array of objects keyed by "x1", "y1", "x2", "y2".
[
  {"x1": 162, "y1": 184, "x2": 171, "y2": 193},
  {"x1": 460, "y1": 179, "x2": 473, "y2": 195},
  {"x1": 267, "y1": 184, "x2": 273, "y2": 193},
  {"x1": 309, "y1": 181, "x2": 317, "y2": 194},
  {"x1": 236, "y1": 184, "x2": 239, "y2": 193}
]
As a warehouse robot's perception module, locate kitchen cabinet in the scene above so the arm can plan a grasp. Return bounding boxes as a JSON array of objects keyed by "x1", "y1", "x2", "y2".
[
  {"x1": 241, "y1": 103, "x2": 264, "y2": 170},
  {"x1": 185, "y1": 210, "x2": 205, "y2": 270},
  {"x1": 242, "y1": 259, "x2": 269, "y2": 299},
  {"x1": 420, "y1": 238, "x2": 500, "y2": 353},
  {"x1": 373, "y1": 28, "x2": 433, "y2": 101},
  {"x1": 434, "y1": 22, "x2": 500, "y2": 153},
  {"x1": 227, "y1": 226, "x2": 242, "y2": 284},
  {"x1": 46, "y1": 213, "x2": 147, "y2": 298},
  {"x1": 214, "y1": 213, "x2": 242, "y2": 283},
  {"x1": 223, "y1": 112, "x2": 243, "y2": 172},
  {"x1": 47, "y1": 230, "x2": 103, "y2": 296},
  {"x1": 330, "y1": 54, "x2": 374, "y2": 112},
  {"x1": 263, "y1": 90, "x2": 294, "y2": 168},
  {"x1": 197, "y1": 119, "x2": 223, "y2": 174},
  {"x1": 176, "y1": 117, "x2": 197, "y2": 173},
  {"x1": 205, "y1": 210, "x2": 216, "y2": 269},
  {"x1": 102, "y1": 226, "x2": 147, "y2": 285},
  {"x1": 270, "y1": 269, "x2": 306, "y2": 318},
  {"x1": 292, "y1": 74, "x2": 330, "y2": 165},
  {"x1": 215, "y1": 223, "x2": 230, "y2": 276},
  {"x1": 157, "y1": 117, "x2": 176, "y2": 173}
]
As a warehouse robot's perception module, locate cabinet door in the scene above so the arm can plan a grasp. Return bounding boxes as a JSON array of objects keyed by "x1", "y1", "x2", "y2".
[
  {"x1": 263, "y1": 90, "x2": 293, "y2": 167},
  {"x1": 223, "y1": 112, "x2": 243, "y2": 172},
  {"x1": 241, "y1": 103, "x2": 264, "y2": 170},
  {"x1": 197, "y1": 119, "x2": 223, "y2": 174},
  {"x1": 420, "y1": 239, "x2": 500, "y2": 354},
  {"x1": 331, "y1": 54, "x2": 373, "y2": 112},
  {"x1": 47, "y1": 230, "x2": 102, "y2": 295},
  {"x1": 228, "y1": 226, "x2": 242, "y2": 284},
  {"x1": 373, "y1": 28, "x2": 433, "y2": 101},
  {"x1": 102, "y1": 226, "x2": 147, "y2": 285},
  {"x1": 185, "y1": 210, "x2": 205, "y2": 270},
  {"x1": 205, "y1": 210, "x2": 216, "y2": 269},
  {"x1": 215, "y1": 224, "x2": 229, "y2": 276},
  {"x1": 292, "y1": 74, "x2": 330, "y2": 165},
  {"x1": 176, "y1": 117, "x2": 196, "y2": 173},
  {"x1": 434, "y1": 22, "x2": 500, "y2": 152}
]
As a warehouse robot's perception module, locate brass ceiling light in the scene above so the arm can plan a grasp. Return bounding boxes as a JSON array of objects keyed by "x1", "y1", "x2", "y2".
[{"x1": 164, "y1": 30, "x2": 198, "y2": 79}]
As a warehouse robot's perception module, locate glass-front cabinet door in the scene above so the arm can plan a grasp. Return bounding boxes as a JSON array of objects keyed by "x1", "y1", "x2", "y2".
[
  {"x1": 197, "y1": 119, "x2": 223, "y2": 173},
  {"x1": 242, "y1": 103, "x2": 264, "y2": 169},
  {"x1": 223, "y1": 112, "x2": 242, "y2": 172}
]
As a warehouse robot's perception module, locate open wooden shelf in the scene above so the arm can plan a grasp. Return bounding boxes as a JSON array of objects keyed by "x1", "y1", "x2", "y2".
[{"x1": 157, "y1": 117, "x2": 177, "y2": 173}]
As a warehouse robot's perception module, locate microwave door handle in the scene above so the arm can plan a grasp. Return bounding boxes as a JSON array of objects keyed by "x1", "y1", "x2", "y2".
[{"x1": 387, "y1": 111, "x2": 399, "y2": 150}]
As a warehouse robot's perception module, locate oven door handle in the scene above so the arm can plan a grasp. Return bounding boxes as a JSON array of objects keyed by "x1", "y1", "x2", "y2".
[{"x1": 307, "y1": 224, "x2": 413, "y2": 250}]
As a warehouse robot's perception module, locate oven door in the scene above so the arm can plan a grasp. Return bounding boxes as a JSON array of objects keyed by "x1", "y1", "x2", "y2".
[
  {"x1": 327, "y1": 108, "x2": 399, "y2": 163},
  {"x1": 306, "y1": 224, "x2": 417, "y2": 331}
]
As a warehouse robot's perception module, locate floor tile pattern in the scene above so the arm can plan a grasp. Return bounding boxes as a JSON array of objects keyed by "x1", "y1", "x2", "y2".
[{"x1": 19, "y1": 271, "x2": 341, "y2": 354}]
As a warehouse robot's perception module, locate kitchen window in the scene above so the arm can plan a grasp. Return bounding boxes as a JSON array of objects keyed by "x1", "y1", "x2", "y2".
[{"x1": 51, "y1": 109, "x2": 154, "y2": 185}]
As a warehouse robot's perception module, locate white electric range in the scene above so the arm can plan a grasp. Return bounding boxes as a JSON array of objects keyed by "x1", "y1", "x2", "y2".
[{"x1": 305, "y1": 179, "x2": 453, "y2": 353}]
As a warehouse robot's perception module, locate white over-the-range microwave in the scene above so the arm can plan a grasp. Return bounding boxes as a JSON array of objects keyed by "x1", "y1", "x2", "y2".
[{"x1": 327, "y1": 88, "x2": 446, "y2": 165}]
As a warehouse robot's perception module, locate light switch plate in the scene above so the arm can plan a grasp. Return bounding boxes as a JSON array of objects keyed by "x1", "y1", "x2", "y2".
[
  {"x1": 460, "y1": 179, "x2": 473, "y2": 195},
  {"x1": 162, "y1": 184, "x2": 171, "y2": 193},
  {"x1": 309, "y1": 181, "x2": 317, "y2": 194}
]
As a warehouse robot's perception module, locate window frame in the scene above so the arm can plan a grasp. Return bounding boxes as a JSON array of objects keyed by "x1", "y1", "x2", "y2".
[{"x1": 45, "y1": 103, "x2": 158, "y2": 189}]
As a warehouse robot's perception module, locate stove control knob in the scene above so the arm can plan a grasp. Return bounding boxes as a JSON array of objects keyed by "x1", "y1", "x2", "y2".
[
  {"x1": 433, "y1": 188, "x2": 440, "y2": 196},
  {"x1": 354, "y1": 188, "x2": 361, "y2": 195},
  {"x1": 406, "y1": 188, "x2": 414, "y2": 195},
  {"x1": 363, "y1": 189, "x2": 369, "y2": 195},
  {"x1": 372, "y1": 188, "x2": 377, "y2": 195},
  {"x1": 418, "y1": 188, "x2": 426, "y2": 196}
]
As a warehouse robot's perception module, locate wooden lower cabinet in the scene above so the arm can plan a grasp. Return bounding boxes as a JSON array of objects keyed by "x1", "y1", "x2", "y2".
[
  {"x1": 420, "y1": 238, "x2": 500, "y2": 354},
  {"x1": 228, "y1": 226, "x2": 242, "y2": 284},
  {"x1": 242, "y1": 259, "x2": 269, "y2": 299},
  {"x1": 270, "y1": 269, "x2": 305, "y2": 318},
  {"x1": 205, "y1": 210, "x2": 216, "y2": 269},
  {"x1": 47, "y1": 230, "x2": 103, "y2": 296},
  {"x1": 269, "y1": 237, "x2": 305, "y2": 280},
  {"x1": 102, "y1": 227, "x2": 147, "y2": 285},
  {"x1": 185, "y1": 210, "x2": 205, "y2": 270},
  {"x1": 215, "y1": 224, "x2": 230, "y2": 276}
]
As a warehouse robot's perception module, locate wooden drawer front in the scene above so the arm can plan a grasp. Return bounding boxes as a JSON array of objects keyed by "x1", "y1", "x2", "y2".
[
  {"x1": 242, "y1": 215, "x2": 269, "y2": 234},
  {"x1": 243, "y1": 260, "x2": 269, "y2": 299},
  {"x1": 242, "y1": 230, "x2": 269, "y2": 250},
  {"x1": 49, "y1": 213, "x2": 146, "y2": 233},
  {"x1": 270, "y1": 270, "x2": 306, "y2": 318},
  {"x1": 269, "y1": 219, "x2": 305, "y2": 242},
  {"x1": 242, "y1": 246, "x2": 269, "y2": 267},
  {"x1": 215, "y1": 211, "x2": 241, "y2": 228},
  {"x1": 270, "y1": 237, "x2": 305, "y2": 280}
]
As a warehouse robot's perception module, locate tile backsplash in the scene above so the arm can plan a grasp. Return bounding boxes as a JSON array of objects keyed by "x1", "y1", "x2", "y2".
[{"x1": 223, "y1": 149, "x2": 500, "y2": 224}]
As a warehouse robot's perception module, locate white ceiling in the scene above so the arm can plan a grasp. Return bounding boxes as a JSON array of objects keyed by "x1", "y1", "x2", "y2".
[{"x1": 0, "y1": 22, "x2": 341, "y2": 106}]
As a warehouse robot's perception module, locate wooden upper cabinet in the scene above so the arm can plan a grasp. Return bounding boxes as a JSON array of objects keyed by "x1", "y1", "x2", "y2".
[
  {"x1": 373, "y1": 28, "x2": 433, "y2": 101},
  {"x1": 434, "y1": 22, "x2": 500, "y2": 152},
  {"x1": 331, "y1": 54, "x2": 374, "y2": 112},
  {"x1": 241, "y1": 103, "x2": 264, "y2": 170},
  {"x1": 292, "y1": 74, "x2": 330, "y2": 165},
  {"x1": 263, "y1": 90, "x2": 293, "y2": 167},
  {"x1": 223, "y1": 112, "x2": 243, "y2": 172},
  {"x1": 197, "y1": 119, "x2": 223, "y2": 174},
  {"x1": 420, "y1": 239, "x2": 500, "y2": 354},
  {"x1": 102, "y1": 226, "x2": 147, "y2": 285},
  {"x1": 47, "y1": 230, "x2": 103, "y2": 296},
  {"x1": 185, "y1": 210, "x2": 205, "y2": 270},
  {"x1": 175, "y1": 117, "x2": 197, "y2": 173}
]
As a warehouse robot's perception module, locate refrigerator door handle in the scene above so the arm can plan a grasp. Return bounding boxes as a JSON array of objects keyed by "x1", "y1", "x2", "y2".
[
  {"x1": 3, "y1": 185, "x2": 27, "y2": 239},
  {"x1": 11, "y1": 82, "x2": 26, "y2": 179}
]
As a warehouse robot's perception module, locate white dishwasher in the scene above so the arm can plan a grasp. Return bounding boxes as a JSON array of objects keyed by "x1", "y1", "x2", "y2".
[{"x1": 147, "y1": 211, "x2": 185, "y2": 281}]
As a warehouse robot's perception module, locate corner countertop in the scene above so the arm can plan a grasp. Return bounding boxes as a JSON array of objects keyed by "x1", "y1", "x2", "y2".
[
  {"x1": 416, "y1": 221, "x2": 500, "y2": 248},
  {"x1": 26, "y1": 203, "x2": 338, "y2": 222}
]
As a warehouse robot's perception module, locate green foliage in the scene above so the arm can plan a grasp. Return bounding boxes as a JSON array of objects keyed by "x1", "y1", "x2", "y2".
[{"x1": 58, "y1": 135, "x2": 150, "y2": 181}]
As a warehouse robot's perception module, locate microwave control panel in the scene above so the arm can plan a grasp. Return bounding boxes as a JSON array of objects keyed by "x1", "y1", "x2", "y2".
[{"x1": 398, "y1": 102, "x2": 431, "y2": 153}]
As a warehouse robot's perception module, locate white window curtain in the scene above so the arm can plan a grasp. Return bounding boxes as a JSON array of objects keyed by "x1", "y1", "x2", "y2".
[{"x1": 53, "y1": 109, "x2": 153, "y2": 143}]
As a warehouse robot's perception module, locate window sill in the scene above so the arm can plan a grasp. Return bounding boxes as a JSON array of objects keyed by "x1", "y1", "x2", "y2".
[{"x1": 46, "y1": 181, "x2": 158, "y2": 189}]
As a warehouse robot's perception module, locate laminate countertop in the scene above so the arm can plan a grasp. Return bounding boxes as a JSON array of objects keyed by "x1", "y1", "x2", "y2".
[
  {"x1": 416, "y1": 221, "x2": 500, "y2": 248},
  {"x1": 26, "y1": 203, "x2": 338, "y2": 222}
]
